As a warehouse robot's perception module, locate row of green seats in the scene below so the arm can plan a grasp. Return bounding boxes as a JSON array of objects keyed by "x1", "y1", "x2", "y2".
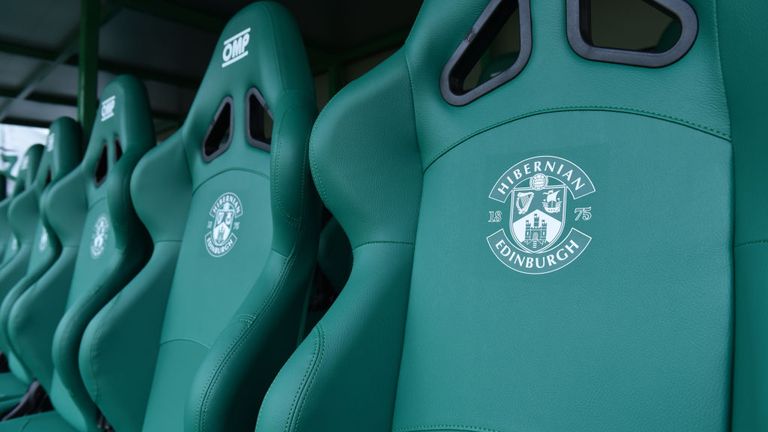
[{"x1": 0, "y1": 0, "x2": 764, "y2": 431}]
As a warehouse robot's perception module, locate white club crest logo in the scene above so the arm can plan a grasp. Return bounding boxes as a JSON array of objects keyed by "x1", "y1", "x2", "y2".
[
  {"x1": 38, "y1": 228, "x2": 48, "y2": 252},
  {"x1": 90, "y1": 215, "x2": 109, "y2": 259},
  {"x1": 205, "y1": 192, "x2": 243, "y2": 257},
  {"x1": 100, "y1": 95, "x2": 116, "y2": 122},
  {"x1": 221, "y1": 28, "x2": 250, "y2": 68},
  {"x1": 46, "y1": 133, "x2": 55, "y2": 152},
  {"x1": 487, "y1": 155, "x2": 595, "y2": 275}
]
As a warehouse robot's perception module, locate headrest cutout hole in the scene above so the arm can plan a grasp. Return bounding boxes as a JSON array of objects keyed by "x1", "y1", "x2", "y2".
[
  {"x1": 113, "y1": 136, "x2": 123, "y2": 163},
  {"x1": 202, "y1": 97, "x2": 234, "y2": 161},
  {"x1": 246, "y1": 88, "x2": 272, "y2": 152},
  {"x1": 94, "y1": 142, "x2": 108, "y2": 186},
  {"x1": 567, "y1": 0, "x2": 698, "y2": 67},
  {"x1": 441, "y1": 0, "x2": 532, "y2": 106}
]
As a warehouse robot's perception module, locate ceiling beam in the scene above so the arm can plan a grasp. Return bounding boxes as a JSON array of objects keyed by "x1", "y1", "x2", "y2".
[
  {"x1": 0, "y1": 40, "x2": 57, "y2": 61},
  {"x1": 92, "y1": 58, "x2": 200, "y2": 89},
  {"x1": 0, "y1": 86, "x2": 181, "y2": 123},
  {"x1": 0, "y1": 3, "x2": 122, "y2": 122},
  {"x1": 0, "y1": 87, "x2": 77, "y2": 106},
  {"x1": 2, "y1": 117, "x2": 51, "y2": 129},
  {"x1": 0, "y1": 38, "x2": 198, "y2": 89},
  {"x1": 117, "y1": 0, "x2": 226, "y2": 33}
]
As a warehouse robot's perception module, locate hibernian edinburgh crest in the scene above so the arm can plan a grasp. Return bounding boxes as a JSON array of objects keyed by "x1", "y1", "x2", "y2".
[
  {"x1": 205, "y1": 192, "x2": 243, "y2": 257},
  {"x1": 487, "y1": 155, "x2": 595, "y2": 275},
  {"x1": 90, "y1": 214, "x2": 109, "y2": 259}
]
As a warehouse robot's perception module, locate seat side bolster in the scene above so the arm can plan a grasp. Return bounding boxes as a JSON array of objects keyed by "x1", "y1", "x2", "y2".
[
  {"x1": 256, "y1": 243, "x2": 414, "y2": 432},
  {"x1": 1, "y1": 253, "x2": 57, "y2": 366},
  {"x1": 78, "y1": 246, "x2": 180, "y2": 432},
  {"x1": 186, "y1": 247, "x2": 314, "y2": 432},
  {"x1": 51, "y1": 246, "x2": 148, "y2": 427},
  {"x1": 720, "y1": 0, "x2": 768, "y2": 429},
  {"x1": 257, "y1": 51, "x2": 422, "y2": 432},
  {"x1": 8, "y1": 247, "x2": 77, "y2": 391}
]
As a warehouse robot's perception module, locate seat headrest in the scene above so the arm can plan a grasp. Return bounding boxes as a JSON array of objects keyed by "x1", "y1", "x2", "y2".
[
  {"x1": 44, "y1": 117, "x2": 83, "y2": 183},
  {"x1": 79, "y1": 75, "x2": 155, "y2": 252},
  {"x1": 403, "y1": 0, "x2": 727, "y2": 167},
  {"x1": 82, "y1": 75, "x2": 155, "y2": 190},
  {"x1": 30, "y1": 117, "x2": 83, "y2": 196},
  {"x1": 181, "y1": 1, "x2": 314, "y2": 170},
  {"x1": 13, "y1": 144, "x2": 44, "y2": 194}
]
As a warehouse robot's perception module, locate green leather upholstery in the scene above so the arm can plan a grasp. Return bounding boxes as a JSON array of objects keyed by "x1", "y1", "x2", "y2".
[
  {"x1": 257, "y1": 1, "x2": 737, "y2": 431},
  {"x1": 0, "y1": 171, "x2": 35, "y2": 268},
  {"x1": 0, "y1": 176, "x2": 13, "y2": 264},
  {"x1": 0, "y1": 373, "x2": 27, "y2": 415},
  {"x1": 77, "y1": 130, "x2": 191, "y2": 432},
  {"x1": 0, "y1": 76, "x2": 154, "y2": 432},
  {"x1": 0, "y1": 145, "x2": 45, "y2": 386},
  {"x1": 0, "y1": 146, "x2": 47, "y2": 413},
  {"x1": 76, "y1": 3, "x2": 319, "y2": 431},
  {"x1": 0, "y1": 118, "x2": 82, "y2": 390},
  {"x1": 317, "y1": 218, "x2": 351, "y2": 293},
  {"x1": 719, "y1": 1, "x2": 768, "y2": 430},
  {"x1": 8, "y1": 119, "x2": 84, "y2": 393}
]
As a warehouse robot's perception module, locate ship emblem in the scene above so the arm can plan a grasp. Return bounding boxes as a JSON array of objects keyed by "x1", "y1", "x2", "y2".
[
  {"x1": 205, "y1": 192, "x2": 243, "y2": 257},
  {"x1": 487, "y1": 155, "x2": 596, "y2": 275}
]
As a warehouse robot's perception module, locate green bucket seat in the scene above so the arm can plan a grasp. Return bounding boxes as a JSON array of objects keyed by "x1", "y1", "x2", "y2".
[
  {"x1": 77, "y1": 3, "x2": 319, "y2": 431},
  {"x1": 0, "y1": 145, "x2": 45, "y2": 388},
  {"x1": 0, "y1": 175, "x2": 14, "y2": 264},
  {"x1": 0, "y1": 118, "x2": 83, "y2": 408},
  {"x1": 8, "y1": 119, "x2": 84, "y2": 398},
  {"x1": 255, "y1": 0, "x2": 759, "y2": 431},
  {"x1": 0, "y1": 145, "x2": 45, "y2": 413},
  {"x1": 0, "y1": 76, "x2": 154, "y2": 432}
]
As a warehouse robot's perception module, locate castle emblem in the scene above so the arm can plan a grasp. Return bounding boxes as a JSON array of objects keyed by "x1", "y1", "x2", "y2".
[
  {"x1": 205, "y1": 192, "x2": 243, "y2": 257},
  {"x1": 487, "y1": 155, "x2": 595, "y2": 275}
]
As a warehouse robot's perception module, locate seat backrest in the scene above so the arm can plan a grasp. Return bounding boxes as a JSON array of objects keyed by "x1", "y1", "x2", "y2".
[
  {"x1": 44, "y1": 75, "x2": 154, "y2": 431},
  {"x1": 78, "y1": 3, "x2": 319, "y2": 431},
  {"x1": 4, "y1": 117, "x2": 83, "y2": 391},
  {"x1": 257, "y1": 1, "x2": 736, "y2": 431}
]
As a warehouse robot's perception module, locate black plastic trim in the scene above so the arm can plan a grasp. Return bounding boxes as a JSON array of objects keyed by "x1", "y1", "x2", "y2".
[
  {"x1": 94, "y1": 142, "x2": 108, "y2": 187},
  {"x1": 113, "y1": 135, "x2": 123, "y2": 164},
  {"x1": 245, "y1": 87, "x2": 272, "y2": 152},
  {"x1": 567, "y1": 0, "x2": 698, "y2": 68},
  {"x1": 441, "y1": 0, "x2": 532, "y2": 106},
  {"x1": 202, "y1": 97, "x2": 234, "y2": 162}
]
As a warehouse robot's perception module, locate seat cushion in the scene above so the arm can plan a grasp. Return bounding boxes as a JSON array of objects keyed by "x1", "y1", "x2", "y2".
[{"x1": 0, "y1": 372, "x2": 29, "y2": 414}]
